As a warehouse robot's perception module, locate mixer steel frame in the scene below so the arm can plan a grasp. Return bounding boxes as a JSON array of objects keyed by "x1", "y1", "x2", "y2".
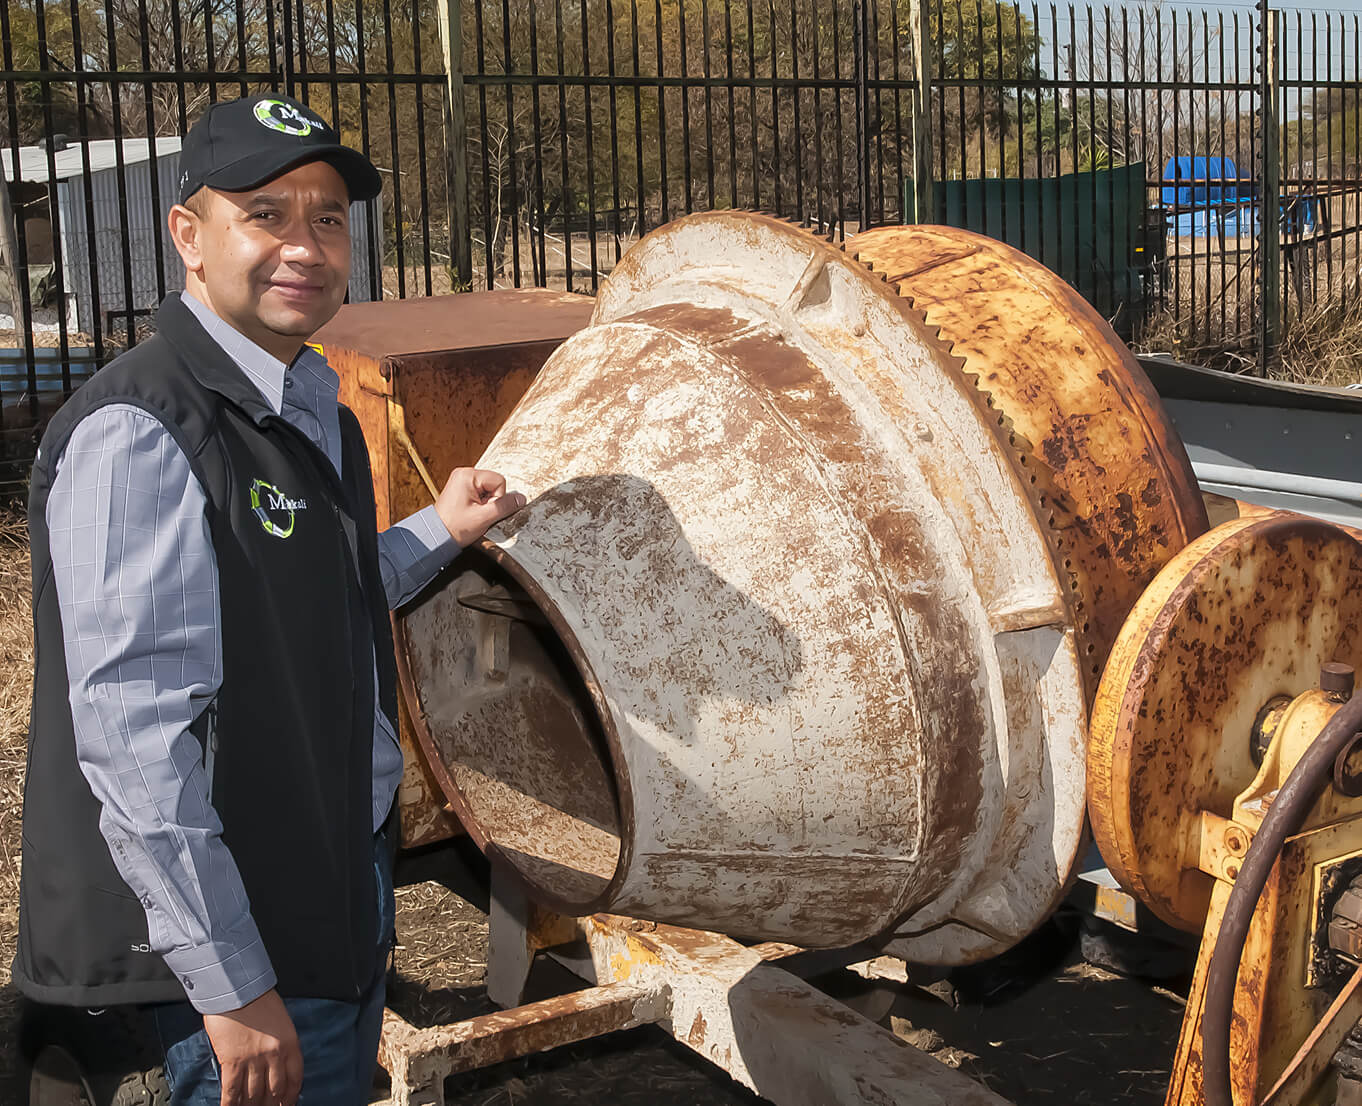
[{"x1": 376, "y1": 873, "x2": 1013, "y2": 1106}]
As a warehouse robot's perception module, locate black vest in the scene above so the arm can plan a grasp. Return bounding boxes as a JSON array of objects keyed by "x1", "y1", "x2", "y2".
[{"x1": 15, "y1": 294, "x2": 399, "y2": 1007}]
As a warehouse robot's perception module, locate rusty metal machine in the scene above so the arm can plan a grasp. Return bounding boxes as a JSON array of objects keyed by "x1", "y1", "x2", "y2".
[
  {"x1": 322, "y1": 211, "x2": 1362, "y2": 1106},
  {"x1": 1091, "y1": 511, "x2": 1362, "y2": 1106},
  {"x1": 399, "y1": 213, "x2": 1204, "y2": 956},
  {"x1": 317, "y1": 287, "x2": 594, "y2": 850}
]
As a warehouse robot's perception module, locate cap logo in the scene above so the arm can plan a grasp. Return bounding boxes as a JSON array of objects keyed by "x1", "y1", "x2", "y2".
[{"x1": 253, "y1": 99, "x2": 316, "y2": 137}]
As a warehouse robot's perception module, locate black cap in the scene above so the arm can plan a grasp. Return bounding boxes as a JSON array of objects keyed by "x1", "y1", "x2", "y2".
[{"x1": 177, "y1": 93, "x2": 381, "y2": 205}]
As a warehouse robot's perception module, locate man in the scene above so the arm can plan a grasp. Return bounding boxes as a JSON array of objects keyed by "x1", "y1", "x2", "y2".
[{"x1": 14, "y1": 93, "x2": 524, "y2": 1103}]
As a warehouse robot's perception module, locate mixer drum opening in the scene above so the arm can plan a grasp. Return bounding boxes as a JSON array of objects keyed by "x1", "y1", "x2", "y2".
[{"x1": 399, "y1": 550, "x2": 623, "y2": 912}]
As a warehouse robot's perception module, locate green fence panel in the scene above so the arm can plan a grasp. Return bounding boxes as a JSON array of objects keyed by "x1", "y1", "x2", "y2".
[{"x1": 904, "y1": 164, "x2": 1148, "y2": 330}]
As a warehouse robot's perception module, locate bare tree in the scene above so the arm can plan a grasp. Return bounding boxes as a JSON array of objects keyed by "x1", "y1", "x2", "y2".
[{"x1": 1082, "y1": 0, "x2": 1247, "y2": 175}]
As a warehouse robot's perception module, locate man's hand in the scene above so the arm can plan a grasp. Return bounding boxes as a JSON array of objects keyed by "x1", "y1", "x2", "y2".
[
  {"x1": 202, "y1": 989, "x2": 303, "y2": 1105},
  {"x1": 435, "y1": 467, "x2": 527, "y2": 547}
]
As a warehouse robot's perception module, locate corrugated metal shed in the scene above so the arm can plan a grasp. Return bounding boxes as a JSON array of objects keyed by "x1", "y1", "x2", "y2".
[
  {"x1": 2, "y1": 136, "x2": 384, "y2": 335},
  {"x1": 52, "y1": 143, "x2": 186, "y2": 334},
  {"x1": 0, "y1": 136, "x2": 183, "y2": 182}
]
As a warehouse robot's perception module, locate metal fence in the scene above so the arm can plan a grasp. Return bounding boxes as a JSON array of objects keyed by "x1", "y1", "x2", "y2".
[
  {"x1": 0, "y1": 0, "x2": 448, "y2": 487},
  {"x1": 0, "y1": 0, "x2": 1358, "y2": 487},
  {"x1": 452, "y1": 0, "x2": 1362, "y2": 357},
  {"x1": 449, "y1": 0, "x2": 926, "y2": 290}
]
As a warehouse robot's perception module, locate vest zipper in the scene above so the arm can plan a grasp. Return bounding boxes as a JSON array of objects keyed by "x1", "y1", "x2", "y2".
[
  {"x1": 267, "y1": 413, "x2": 374, "y2": 1000},
  {"x1": 202, "y1": 698, "x2": 219, "y2": 791},
  {"x1": 334, "y1": 496, "x2": 364, "y2": 1002}
]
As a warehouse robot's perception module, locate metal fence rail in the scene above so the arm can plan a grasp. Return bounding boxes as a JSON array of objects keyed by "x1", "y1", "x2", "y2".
[
  {"x1": 0, "y1": 0, "x2": 1358, "y2": 489},
  {"x1": 451, "y1": 0, "x2": 1362, "y2": 360}
]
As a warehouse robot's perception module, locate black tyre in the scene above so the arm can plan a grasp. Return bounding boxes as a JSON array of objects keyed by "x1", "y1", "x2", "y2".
[{"x1": 1078, "y1": 916, "x2": 1193, "y2": 983}]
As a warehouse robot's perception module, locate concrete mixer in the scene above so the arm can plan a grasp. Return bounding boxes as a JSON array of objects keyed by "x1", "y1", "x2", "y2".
[{"x1": 310, "y1": 212, "x2": 1362, "y2": 1106}]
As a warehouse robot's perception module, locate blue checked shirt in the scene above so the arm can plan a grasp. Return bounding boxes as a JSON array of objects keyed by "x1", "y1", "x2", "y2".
[{"x1": 45, "y1": 291, "x2": 457, "y2": 1014}]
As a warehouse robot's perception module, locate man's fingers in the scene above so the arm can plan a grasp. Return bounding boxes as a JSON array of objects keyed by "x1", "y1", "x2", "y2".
[
  {"x1": 480, "y1": 492, "x2": 526, "y2": 527},
  {"x1": 268, "y1": 1043, "x2": 304, "y2": 1106},
  {"x1": 219, "y1": 1059, "x2": 248, "y2": 1106},
  {"x1": 470, "y1": 468, "x2": 508, "y2": 501},
  {"x1": 243, "y1": 1058, "x2": 269, "y2": 1106},
  {"x1": 202, "y1": 992, "x2": 297, "y2": 1106},
  {"x1": 434, "y1": 468, "x2": 526, "y2": 546},
  {"x1": 264, "y1": 1050, "x2": 289, "y2": 1104},
  {"x1": 284, "y1": 1045, "x2": 304, "y2": 1106}
]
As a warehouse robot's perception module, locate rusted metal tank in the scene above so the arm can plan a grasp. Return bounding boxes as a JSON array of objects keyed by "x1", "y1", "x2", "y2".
[
  {"x1": 314, "y1": 289, "x2": 594, "y2": 847},
  {"x1": 396, "y1": 213, "x2": 1203, "y2": 961}
]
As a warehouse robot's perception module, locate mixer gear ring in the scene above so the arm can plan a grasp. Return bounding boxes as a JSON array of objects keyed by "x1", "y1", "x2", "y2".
[{"x1": 848, "y1": 225, "x2": 1208, "y2": 700}]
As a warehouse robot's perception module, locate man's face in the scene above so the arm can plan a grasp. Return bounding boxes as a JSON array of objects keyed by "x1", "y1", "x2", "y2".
[{"x1": 180, "y1": 160, "x2": 352, "y2": 355}]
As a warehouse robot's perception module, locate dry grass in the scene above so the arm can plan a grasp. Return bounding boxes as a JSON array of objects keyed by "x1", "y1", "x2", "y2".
[
  {"x1": 1276, "y1": 296, "x2": 1362, "y2": 388},
  {"x1": 0, "y1": 504, "x2": 31, "y2": 1099},
  {"x1": 389, "y1": 878, "x2": 494, "y2": 1029},
  {"x1": 1135, "y1": 275, "x2": 1362, "y2": 386},
  {"x1": 1131, "y1": 226, "x2": 1362, "y2": 380},
  {"x1": 1132, "y1": 303, "x2": 1214, "y2": 367}
]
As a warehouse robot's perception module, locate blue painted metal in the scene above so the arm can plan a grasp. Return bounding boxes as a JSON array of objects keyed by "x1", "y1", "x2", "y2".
[
  {"x1": 0, "y1": 346, "x2": 96, "y2": 402},
  {"x1": 1160, "y1": 156, "x2": 1243, "y2": 207},
  {"x1": 1159, "y1": 156, "x2": 1318, "y2": 238}
]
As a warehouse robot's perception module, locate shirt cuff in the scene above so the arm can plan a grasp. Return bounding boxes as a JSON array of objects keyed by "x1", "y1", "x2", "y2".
[
  {"x1": 400, "y1": 504, "x2": 459, "y2": 562},
  {"x1": 161, "y1": 926, "x2": 278, "y2": 1014},
  {"x1": 386, "y1": 504, "x2": 461, "y2": 604}
]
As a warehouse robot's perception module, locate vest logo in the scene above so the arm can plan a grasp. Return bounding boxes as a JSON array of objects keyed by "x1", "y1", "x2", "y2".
[
  {"x1": 250, "y1": 478, "x2": 307, "y2": 539},
  {"x1": 253, "y1": 99, "x2": 317, "y2": 137}
]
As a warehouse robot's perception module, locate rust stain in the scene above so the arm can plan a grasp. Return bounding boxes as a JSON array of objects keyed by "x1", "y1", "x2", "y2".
[
  {"x1": 686, "y1": 1009, "x2": 709, "y2": 1049},
  {"x1": 850, "y1": 224, "x2": 1209, "y2": 698},
  {"x1": 313, "y1": 287, "x2": 593, "y2": 362},
  {"x1": 381, "y1": 979, "x2": 666, "y2": 1082},
  {"x1": 1089, "y1": 512, "x2": 1362, "y2": 932}
]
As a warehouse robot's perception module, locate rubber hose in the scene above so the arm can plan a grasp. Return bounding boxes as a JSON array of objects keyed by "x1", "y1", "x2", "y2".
[{"x1": 1202, "y1": 690, "x2": 1362, "y2": 1106}]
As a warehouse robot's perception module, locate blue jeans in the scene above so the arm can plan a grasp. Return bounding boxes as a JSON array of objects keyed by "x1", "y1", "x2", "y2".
[{"x1": 150, "y1": 835, "x2": 395, "y2": 1106}]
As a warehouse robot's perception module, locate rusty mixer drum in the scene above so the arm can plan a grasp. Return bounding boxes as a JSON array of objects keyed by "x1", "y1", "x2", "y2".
[
  {"x1": 397, "y1": 213, "x2": 1204, "y2": 962},
  {"x1": 849, "y1": 225, "x2": 1208, "y2": 696}
]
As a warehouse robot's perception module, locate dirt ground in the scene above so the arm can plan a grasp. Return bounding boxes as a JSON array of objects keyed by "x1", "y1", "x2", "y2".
[
  {"x1": 380, "y1": 856, "x2": 1189, "y2": 1106},
  {"x1": 0, "y1": 503, "x2": 1190, "y2": 1105}
]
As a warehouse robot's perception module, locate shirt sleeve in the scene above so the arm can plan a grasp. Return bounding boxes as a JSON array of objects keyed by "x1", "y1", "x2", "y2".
[
  {"x1": 379, "y1": 504, "x2": 459, "y2": 609},
  {"x1": 47, "y1": 404, "x2": 276, "y2": 1014}
]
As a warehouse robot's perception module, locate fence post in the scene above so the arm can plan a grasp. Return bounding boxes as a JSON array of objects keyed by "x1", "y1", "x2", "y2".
[
  {"x1": 853, "y1": 0, "x2": 874, "y2": 229},
  {"x1": 276, "y1": 0, "x2": 296, "y2": 99},
  {"x1": 1258, "y1": 0, "x2": 1280, "y2": 371},
  {"x1": 0, "y1": 180, "x2": 23, "y2": 328},
  {"x1": 437, "y1": 0, "x2": 472, "y2": 288},
  {"x1": 909, "y1": 0, "x2": 934, "y2": 224}
]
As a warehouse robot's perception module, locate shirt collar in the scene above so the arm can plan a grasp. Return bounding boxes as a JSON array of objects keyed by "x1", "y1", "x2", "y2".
[
  {"x1": 289, "y1": 341, "x2": 341, "y2": 404},
  {"x1": 179, "y1": 291, "x2": 293, "y2": 415}
]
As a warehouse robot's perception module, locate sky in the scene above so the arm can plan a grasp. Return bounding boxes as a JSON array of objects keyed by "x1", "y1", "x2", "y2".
[{"x1": 1026, "y1": 0, "x2": 1362, "y2": 101}]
